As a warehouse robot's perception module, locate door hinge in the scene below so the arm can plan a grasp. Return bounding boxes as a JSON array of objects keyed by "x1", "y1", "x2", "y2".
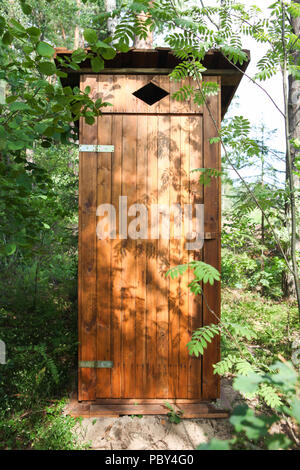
[
  {"x1": 79, "y1": 360, "x2": 113, "y2": 368},
  {"x1": 79, "y1": 145, "x2": 114, "y2": 153}
]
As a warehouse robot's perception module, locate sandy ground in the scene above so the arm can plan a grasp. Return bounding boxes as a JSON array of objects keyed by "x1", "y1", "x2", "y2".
[
  {"x1": 76, "y1": 415, "x2": 232, "y2": 450},
  {"x1": 74, "y1": 379, "x2": 239, "y2": 450}
]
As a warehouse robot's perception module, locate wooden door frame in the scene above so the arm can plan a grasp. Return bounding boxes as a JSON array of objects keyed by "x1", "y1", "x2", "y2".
[{"x1": 78, "y1": 73, "x2": 221, "y2": 406}]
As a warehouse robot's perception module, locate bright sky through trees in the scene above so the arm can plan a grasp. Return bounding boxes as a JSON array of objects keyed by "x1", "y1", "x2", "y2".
[{"x1": 157, "y1": 1, "x2": 286, "y2": 181}]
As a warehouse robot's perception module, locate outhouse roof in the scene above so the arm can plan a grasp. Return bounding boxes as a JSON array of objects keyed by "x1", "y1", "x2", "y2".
[{"x1": 54, "y1": 47, "x2": 250, "y2": 119}]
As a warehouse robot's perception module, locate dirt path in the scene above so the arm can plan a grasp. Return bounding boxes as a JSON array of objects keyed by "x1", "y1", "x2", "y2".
[
  {"x1": 76, "y1": 415, "x2": 232, "y2": 450},
  {"x1": 74, "y1": 379, "x2": 238, "y2": 450}
]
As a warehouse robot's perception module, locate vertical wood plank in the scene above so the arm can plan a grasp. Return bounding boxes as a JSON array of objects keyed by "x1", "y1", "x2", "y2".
[
  {"x1": 156, "y1": 115, "x2": 170, "y2": 397},
  {"x1": 78, "y1": 75, "x2": 98, "y2": 401},
  {"x1": 202, "y1": 76, "x2": 221, "y2": 400},
  {"x1": 145, "y1": 115, "x2": 158, "y2": 398},
  {"x1": 188, "y1": 115, "x2": 203, "y2": 399},
  {"x1": 96, "y1": 114, "x2": 112, "y2": 398},
  {"x1": 168, "y1": 115, "x2": 181, "y2": 398},
  {"x1": 112, "y1": 75, "x2": 138, "y2": 113},
  {"x1": 159, "y1": 76, "x2": 170, "y2": 114},
  {"x1": 121, "y1": 114, "x2": 137, "y2": 398},
  {"x1": 97, "y1": 75, "x2": 114, "y2": 110},
  {"x1": 135, "y1": 114, "x2": 148, "y2": 398},
  {"x1": 178, "y1": 116, "x2": 190, "y2": 398},
  {"x1": 111, "y1": 115, "x2": 123, "y2": 398}
]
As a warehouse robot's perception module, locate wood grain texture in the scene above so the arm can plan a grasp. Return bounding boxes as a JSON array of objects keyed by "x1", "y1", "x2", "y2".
[
  {"x1": 135, "y1": 114, "x2": 148, "y2": 398},
  {"x1": 66, "y1": 398, "x2": 228, "y2": 419},
  {"x1": 156, "y1": 114, "x2": 170, "y2": 397},
  {"x1": 178, "y1": 116, "x2": 190, "y2": 398},
  {"x1": 188, "y1": 115, "x2": 203, "y2": 399},
  {"x1": 121, "y1": 115, "x2": 137, "y2": 398},
  {"x1": 202, "y1": 76, "x2": 221, "y2": 400},
  {"x1": 111, "y1": 115, "x2": 123, "y2": 398},
  {"x1": 168, "y1": 115, "x2": 181, "y2": 398},
  {"x1": 145, "y1": 115, "x2": 158, "y2": 398},
  {"x1": 78, "y1": 75, "x2": 98, "y2": 400},
  {"x1": 79, "y1": 73, "x2": 220, "y2": 402},
  {"x1": 97, "y1": 75, "x2": 202, "y2": 114},
  {"x1": 96, "y1": 114, "x2": 112, "y2": 398}
]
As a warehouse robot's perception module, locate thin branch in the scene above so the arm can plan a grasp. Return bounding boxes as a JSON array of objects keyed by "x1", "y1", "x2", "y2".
[
  {"x1": 219, "y1": 54, "x2": 285, "y2": 118},
  {"x1": 199, "y1": 0, "x2": 219, "y2": 29},
  {"x1": 170, "y1": 0, "x2": 286, "y2": 118},
  {"x1": 281, "y1": 0, "x2": 300, "y2": 314}
]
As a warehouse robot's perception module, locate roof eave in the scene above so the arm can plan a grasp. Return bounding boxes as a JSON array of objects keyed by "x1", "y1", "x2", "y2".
[{"x1": 55, "y1": 47, "x2": 250, "y2": 119}]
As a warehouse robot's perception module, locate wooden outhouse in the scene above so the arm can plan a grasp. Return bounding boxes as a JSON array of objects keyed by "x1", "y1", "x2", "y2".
[{"x1": 56, "y1": 48, "x2": 249, "y2": 417}]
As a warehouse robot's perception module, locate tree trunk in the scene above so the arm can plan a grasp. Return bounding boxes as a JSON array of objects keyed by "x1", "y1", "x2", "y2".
[
  {"x1": 261, "y1": 128, "x2": 265, "y2": 296},
  {"x1": 104, "y1": 0, "x2": 117, "y2": 37},
  {"x1": 74, "y1": 0, "x2": 81, "y2": 49},
  {"x1": 284, "y1": 1, "x2": 300, "y2": 297},
  {"x1": 133, "y1": 2, "x2": 153, "y2": 49}
]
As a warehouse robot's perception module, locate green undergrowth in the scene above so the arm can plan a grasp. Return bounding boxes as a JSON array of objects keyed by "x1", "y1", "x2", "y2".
[{"x1": 222, "y1": 288, "x2": 299, "y2": 366}]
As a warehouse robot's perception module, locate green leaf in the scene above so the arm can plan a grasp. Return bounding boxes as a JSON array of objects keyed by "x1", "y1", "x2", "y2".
[
  {"x1": 6, "y1": 95, "x2": 18, "y2": 104},
  {"x1": 258, "y1": 383, "x2": 282, "y2": 409},
  {"x1": 23, "y1": 45, "x2": 34, "y2": 54},
  {"x1": 233, "y1": 373, "x2": 262, "y2": 394},
  {"x1": 37, "y1": 41, "x2": 55, "y2": 58},
  {"x1": 20, "y1": 2, "x2": 32, "y2": 15},
  {"x1": 5, "y1": 243, "x2": 16, "y2": 256},
  {"x1": 0, "y1": 16, "x2": 5, "y2": 36},
  {"x1": 230, "y1": 405, "x2": 276, "y2": 440},
  {"x1": 100, "y1": 47, "x2": 116, "y2": 60},
  {"x1": 71, "y1": 48, "x2": 87, "y2": 63},
  {"x1": 27, "y1": 26, "x2": 41, "y2": 39},
  {"x1": 269, "y1": 361, "x2": 298, "y2": 388},
  {"x1": 38, "y1": 61, "x2": 56, "y2": 76},
  {"x1": 266, "y1": 434, "x2": 292, "y2": 450},
  {"x1": 197, "y1": 439, "x2": 231, "y2": 450},
  {"x1": 8, "y1": 141, "x2": 26, "y2": 150},
  {"x1": 56, "y1": 70, "x2": 68, "y2": 78},
  {"x1": 9, "y1": 19, "x2": 26, "y2": 33},
  {"x1": 85, "y1": 115, "x2": 95, "y2": 125},
  {"x1": 117, "y1": 41, "x2": 130, "y2": 53},
  {"x1": 83, "y1": 29, "x2": 98, "y2": 44},
  {"x1": 2, "y1": 31, "x2": 13, "y2": 46},
  {"x1": 9, "y1": 101, "x2": 30, "y2": 111},
  {"x1": 290, "y1": 398, "x2": 300, "y2": 423},
  {"x1": 235, "y1": 360, "x2": 254, "y2": 377},
  {"x1": 96, "y1": 40, "x2": 112, "y2": 49},
  {"x1": 91, "y1": 56, "x2": 104, "y2": 72},
  {"x1": 166, "y1": 264, "x2": 189, "y2": 279}
]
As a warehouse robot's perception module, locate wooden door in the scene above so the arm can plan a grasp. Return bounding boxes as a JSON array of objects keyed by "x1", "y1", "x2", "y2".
[{"x1": 78, "y1": 74, "x2": 221, "y2": 401}]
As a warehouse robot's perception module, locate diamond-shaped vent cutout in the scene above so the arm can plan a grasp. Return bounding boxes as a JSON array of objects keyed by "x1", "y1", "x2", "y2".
[{"x1": 133, "y1": 82, "x2": 169, "y2": 106}]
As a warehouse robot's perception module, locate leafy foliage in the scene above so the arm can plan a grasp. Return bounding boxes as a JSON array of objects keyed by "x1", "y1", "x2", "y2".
[
  {"x1": 164, "y1": 401, "x2": 184, "y2": 424},
  {"x1": 166, "y1": 260, "x2": 220, "y2": 285},
  {"x1": 0, "y1": 0, "x2": 299, "y2": 451},
  {"x1": 187, "y1": 324, "x2": 220, "y2": 357},
  {"x1": 199, "y1": 361, "x2": 300, "y2": 450},
  {"x1": 191, "y1": 167, "x2": 223, "y2": 187}
]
